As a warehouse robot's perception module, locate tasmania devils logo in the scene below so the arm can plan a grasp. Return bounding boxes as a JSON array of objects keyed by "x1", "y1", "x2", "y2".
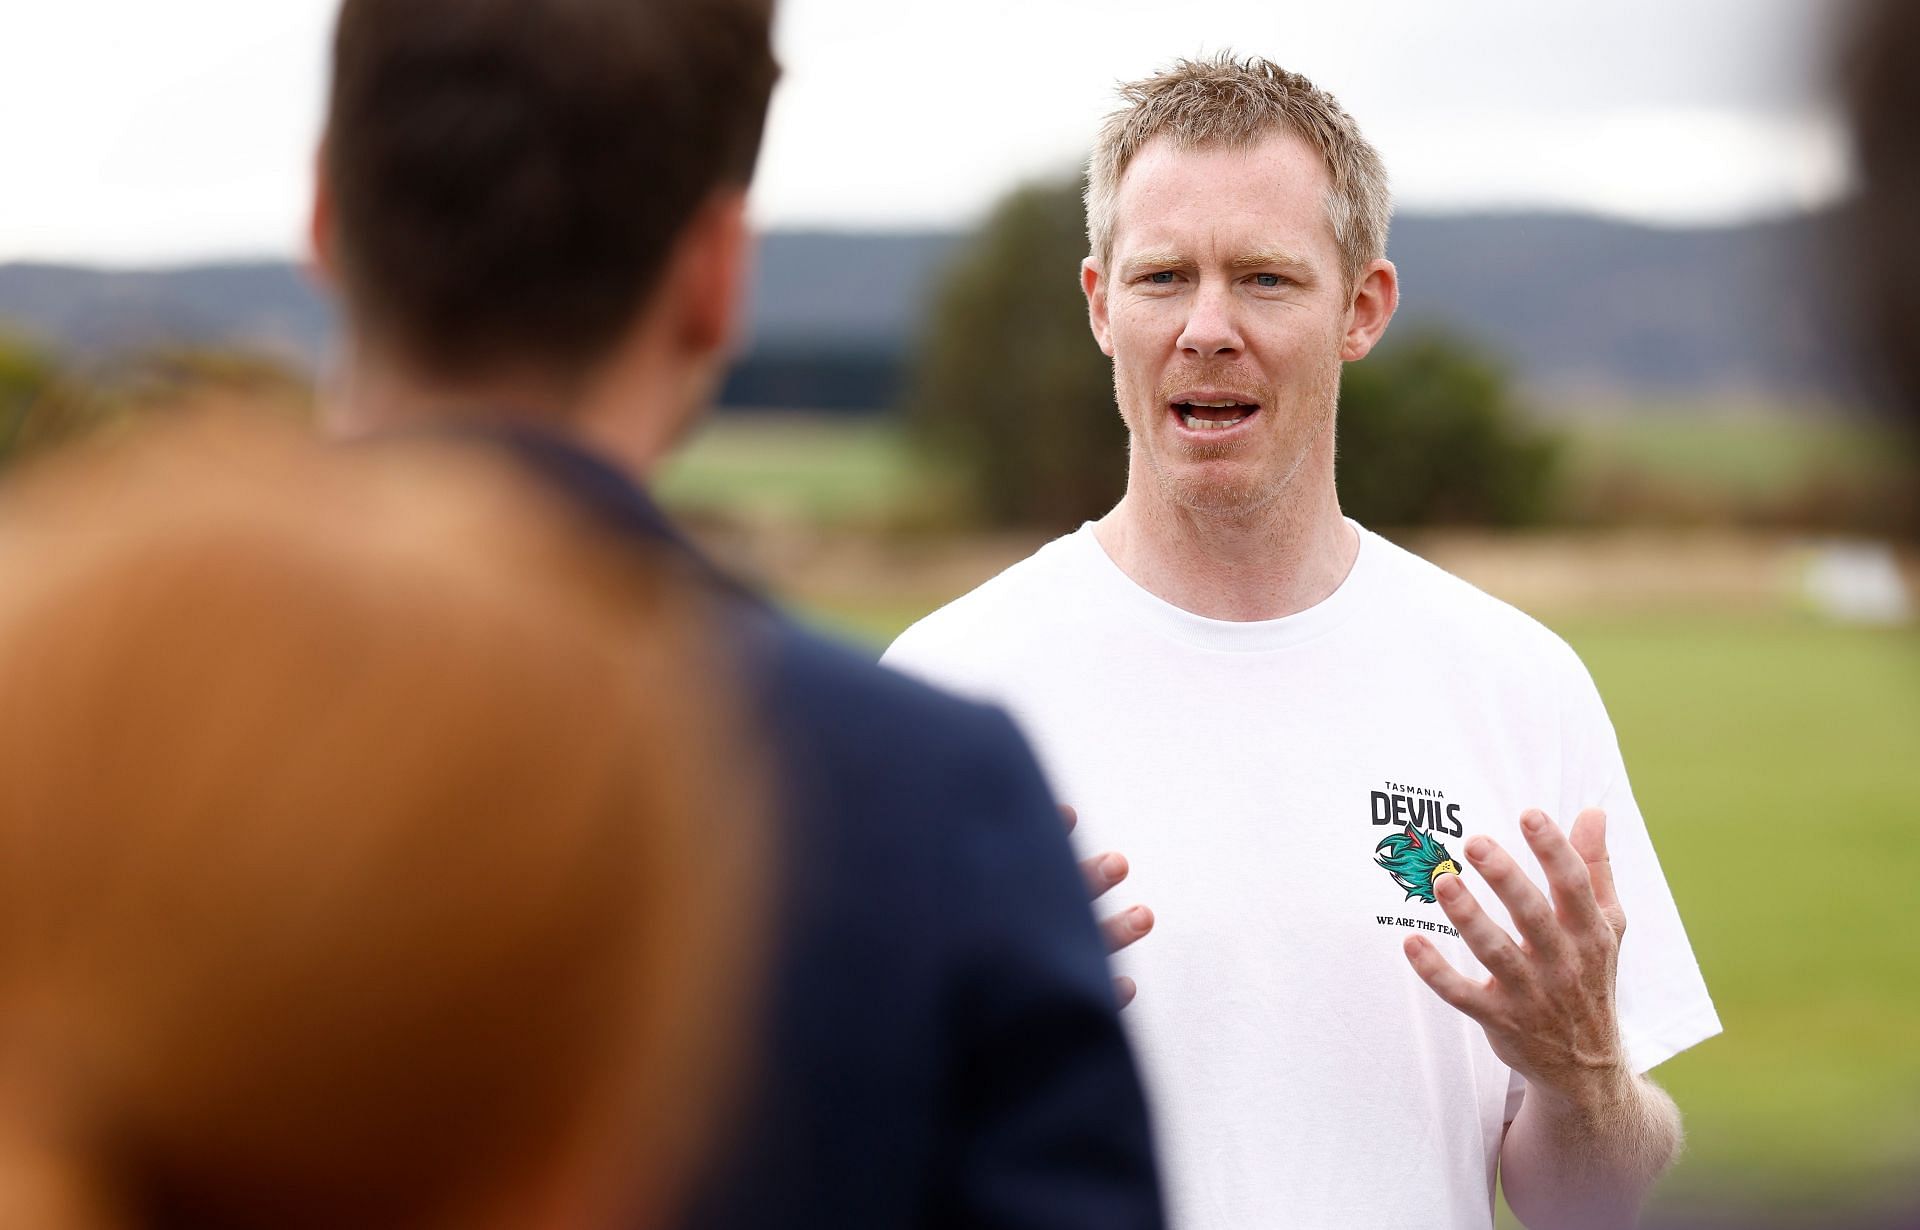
[{"x1": 1374, "y1": 822, "x2": 1461, "y2": 904}]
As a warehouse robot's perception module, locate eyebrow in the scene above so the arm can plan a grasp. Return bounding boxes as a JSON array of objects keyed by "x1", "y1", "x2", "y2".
[
  {"x1": 1229, "y1": 248, "x2": 1314, "y2": 274},
  {"x1": 1118, "y1": 248, "x2": 1317, "y2": 278},
  {"x1": 1118, "y1": 250, "x2": 1190, "y2": 275}
]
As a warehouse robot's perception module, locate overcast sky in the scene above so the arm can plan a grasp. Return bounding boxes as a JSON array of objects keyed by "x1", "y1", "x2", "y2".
[{"x1": 0, "y1": 0, "x2": 1852, "y2": 266}]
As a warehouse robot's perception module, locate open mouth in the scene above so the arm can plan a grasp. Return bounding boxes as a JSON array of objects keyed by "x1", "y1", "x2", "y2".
[{"x1": 1170, "y1": 398, "x2": 1261, "y2": 432}]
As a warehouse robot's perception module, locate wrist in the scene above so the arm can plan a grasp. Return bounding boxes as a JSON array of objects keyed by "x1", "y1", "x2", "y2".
[{"x1": 1529, "y1": 1055, "x2": 1638, "y2": 1121}]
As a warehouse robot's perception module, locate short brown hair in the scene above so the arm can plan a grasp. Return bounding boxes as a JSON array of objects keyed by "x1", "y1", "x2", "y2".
[
  {"x1": 323, "y1": 0, "x2": 778, "y2": 381},
  {"x1": 0, "y1": 417, "x2": 764, "y2": 1229},
  {"x1": 1085, "y1": 54, "x2": 1391, "y2": 290}
]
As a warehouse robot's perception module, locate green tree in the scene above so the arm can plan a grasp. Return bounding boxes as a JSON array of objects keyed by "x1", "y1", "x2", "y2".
[
  {"x1": 906, "y1": 178, "x2": 1125, "y2": 530},
  {"x1": 1336, "y1": 332, "x2": 1560, "y2": 527}
]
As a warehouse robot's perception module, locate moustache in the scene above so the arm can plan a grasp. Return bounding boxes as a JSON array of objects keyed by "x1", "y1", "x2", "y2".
[{"x1": 1155, "y1": 364, "x2": 1274, "y2": 406}]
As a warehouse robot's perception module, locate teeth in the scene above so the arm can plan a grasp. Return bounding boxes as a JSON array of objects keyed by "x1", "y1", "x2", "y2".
[
  {"x1": 1187, "y1": 400, "x2": 1245, "y2": 408},
  {"x1": 1182, "y1": 413, "x2": 1249, "y2": 430}
]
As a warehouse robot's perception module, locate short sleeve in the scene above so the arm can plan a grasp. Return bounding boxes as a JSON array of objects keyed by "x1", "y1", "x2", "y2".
[{"x1": 1557, "y1": 654, "x2": 1722, "y2": 1073}]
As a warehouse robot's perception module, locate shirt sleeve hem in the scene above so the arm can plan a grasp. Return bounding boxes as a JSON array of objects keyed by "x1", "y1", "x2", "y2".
[{"x1": 1623, "y1": 999, "x2": 1723, "y2": 1074}]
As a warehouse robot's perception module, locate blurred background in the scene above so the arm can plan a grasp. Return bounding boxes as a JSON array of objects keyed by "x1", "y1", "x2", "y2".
[{"x1": 2, "y1": 1, "x2": 1915, "y2": 1225}]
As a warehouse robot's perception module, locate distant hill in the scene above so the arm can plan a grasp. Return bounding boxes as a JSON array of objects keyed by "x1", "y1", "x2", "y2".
[
  {"x1": 0, "y1": 261, "x2": 332, "y2": 369},
  {"x1": 1385, "y1": 211, "x2": 1854, "y2": 410},
  {"x1": 0, "y1": 212, "x2": 1858, "y2": 412}
]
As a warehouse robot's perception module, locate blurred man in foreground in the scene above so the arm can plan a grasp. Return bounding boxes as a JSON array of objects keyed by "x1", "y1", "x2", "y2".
[
  {"x1": 884, "y1": 55, "x2": 1720, "y2": 1230},
  {"x1": 309, "y1": 1, "x2": 1163, "y2": 1226},
  {"x1": 0, "y1": 419, "x2": 760, "y2": 1229}
]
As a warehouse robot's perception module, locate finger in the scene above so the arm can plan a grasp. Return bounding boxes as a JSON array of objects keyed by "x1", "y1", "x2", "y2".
[
  {"x1": 1460, "y1": 833, "x2": 1566, "y2": 961},
  {"x1": 1516, "y1": 809, "x2": 1604, "y2": 936},
  {"x1": 1113, "y1": 975, "x2": 1138, "y2": 1010},
  {"x1": 1101, "y1": 904, "x2": 1153, "y2": 955},
  {"x1": 1569, "y1": 808, "x2": 1626, "y2": 938},
  {"x1": 1403, "y1": 933, "x2": 1491, "y2": 1020},
  {"x1": 1433, "y1": 872, "x2": 1530, "y2": 986},
  {"x1": 1080, "y1": 850, "x2": 1128, "y2": 901},
  {"x1": 1059, "y1": 803, "x2": 1077, "y2": 834}
]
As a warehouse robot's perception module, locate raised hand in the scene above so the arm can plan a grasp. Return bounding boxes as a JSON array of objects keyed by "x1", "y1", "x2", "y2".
[
  {"x1": 1402, "y1": 808, "x2": 1630, "y2": 1101},
  {"x1": 1062, "y1": 804, "x2": 1154, "y2": 1009}
]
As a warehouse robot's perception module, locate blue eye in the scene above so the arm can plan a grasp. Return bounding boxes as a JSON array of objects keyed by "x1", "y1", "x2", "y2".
[
  {"x1": 1147, "y1": 271, "x2": 1177, "y2": 284},
  {"x1": 1253, "y1": 273, "x2": 1285, "y2": 287}
]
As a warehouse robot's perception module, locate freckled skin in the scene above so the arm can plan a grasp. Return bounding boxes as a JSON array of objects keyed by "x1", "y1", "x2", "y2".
[{"x1": 1084, "y1": 132, "x2": 1374, "y2": 521}]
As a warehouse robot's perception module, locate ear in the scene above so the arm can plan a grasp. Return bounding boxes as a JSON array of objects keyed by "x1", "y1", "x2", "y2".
[
  {"x1": 308, "y1": 138, "x2": 338, "y2": 290},
  {"x1": 667, "y1": 190, "x2": 752, "y2": 357},
  {"x1": 1339, "y1": 258, "x2": 1398, "y2": 362},
  {"x1": 1082, "y1": 258, "x2": 1115, "y2": 358}
]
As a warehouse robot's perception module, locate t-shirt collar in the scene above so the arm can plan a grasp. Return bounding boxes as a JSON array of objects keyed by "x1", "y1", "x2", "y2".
[{"x1": 1069, "y1": 518, "x2": 1380, "y2": 652}]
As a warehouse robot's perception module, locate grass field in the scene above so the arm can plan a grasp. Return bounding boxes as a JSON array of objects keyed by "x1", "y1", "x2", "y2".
[
  {"x1": 655, "y1": 413, "x2": 939, "y2": 528},
  {"x1": 1557, "y1": 401, "x2": 1911, "y2": 497},
  {"x1": 1551, "y1": 616, "x2": 1920, "y2": 1216}
]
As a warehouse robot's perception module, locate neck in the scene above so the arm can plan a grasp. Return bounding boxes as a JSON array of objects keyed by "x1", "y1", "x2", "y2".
[
  {"x1": 322, "y1": 333, "x2": 708, "y2": 483},
  {"x1": 1093, "y1": 461, "x2": 1359, "y2": 622}
]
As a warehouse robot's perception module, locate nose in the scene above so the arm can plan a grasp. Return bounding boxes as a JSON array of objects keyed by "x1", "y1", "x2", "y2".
[{"x1": 1176, "y1": 280, "x2": 1242, "y2": 357}]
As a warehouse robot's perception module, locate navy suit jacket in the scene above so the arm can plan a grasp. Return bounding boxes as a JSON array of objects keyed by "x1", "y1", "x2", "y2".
[{"x1": 491, "y1": 429, "x2": 1164, "y2": 1230}]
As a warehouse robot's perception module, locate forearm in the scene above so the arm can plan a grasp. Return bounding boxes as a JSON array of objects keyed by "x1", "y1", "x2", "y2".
[{"x1": 1499, "y1": 1069, "x2": 1682, "y2": 1230}]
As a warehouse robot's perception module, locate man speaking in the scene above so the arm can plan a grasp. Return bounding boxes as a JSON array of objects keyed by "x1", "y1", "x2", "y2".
[{"x1": 884, "y1": 55, "x2": 1719, "y2": 1230}]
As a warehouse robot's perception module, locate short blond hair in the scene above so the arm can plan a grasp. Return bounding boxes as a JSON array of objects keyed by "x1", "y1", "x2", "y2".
[{"x1": 1085, "y1": 54, "x2": 1391, "y2": 290}]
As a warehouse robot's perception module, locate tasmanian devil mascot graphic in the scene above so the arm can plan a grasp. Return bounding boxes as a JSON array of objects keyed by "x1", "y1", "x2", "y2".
[{"x1": 1374, "y1": 822, "x2": 1461, "y2": 904}]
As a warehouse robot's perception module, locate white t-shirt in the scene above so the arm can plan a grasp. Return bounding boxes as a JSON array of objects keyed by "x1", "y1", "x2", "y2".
[{"x1": 882, "y1": 522, "x2": 1721, "y2": 1230}]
